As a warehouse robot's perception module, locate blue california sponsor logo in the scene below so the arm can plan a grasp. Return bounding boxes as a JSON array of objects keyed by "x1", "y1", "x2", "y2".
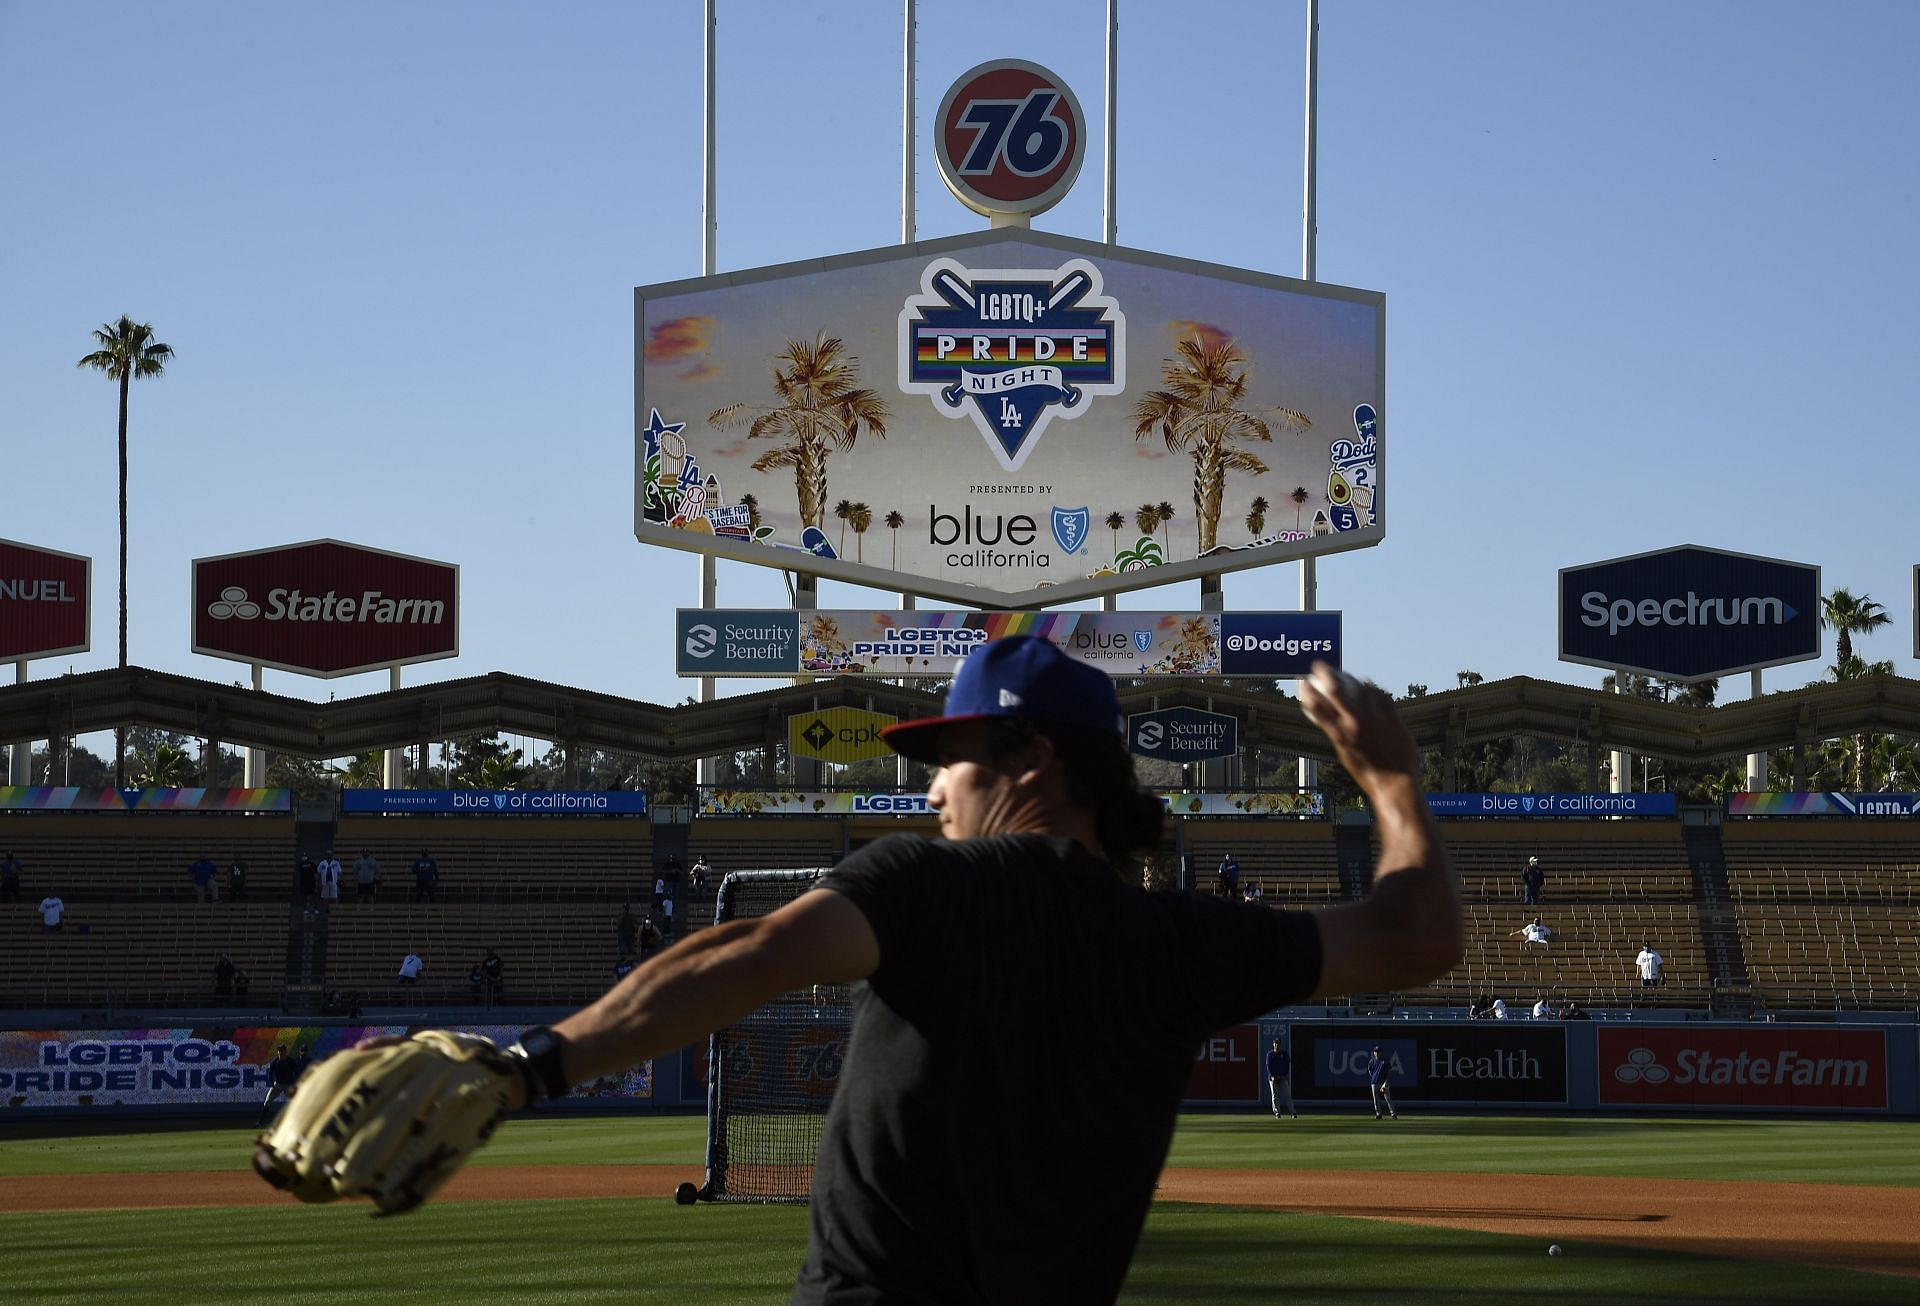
[
  {"x1": 898, "y1": 258, "x2": 1125, "y2": 472},
  {"x1": 1050, "y1": 505, "x2": 1089, "y2": 553},
  {"x1": 1424, "y1": 792, "x2": 1677, "y2": 818}
]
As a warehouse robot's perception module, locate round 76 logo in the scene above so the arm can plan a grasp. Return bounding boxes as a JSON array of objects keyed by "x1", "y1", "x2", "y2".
[
  {"x1": 935, "y1": 58, "x2": 1087, "y2": 218},
  {"x1": 898, "y1": 257, "x2": 1126, "y2": 472}
]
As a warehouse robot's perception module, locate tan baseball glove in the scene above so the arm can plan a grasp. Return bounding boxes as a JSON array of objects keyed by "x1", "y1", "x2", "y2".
[{"x1": 252, "y1": 1031, "x2": 519, "y2": 1215}]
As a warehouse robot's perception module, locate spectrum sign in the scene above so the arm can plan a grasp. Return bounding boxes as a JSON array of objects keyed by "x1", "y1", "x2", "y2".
[
  {"x1": 1559, "y1": 545, "x2": 1819, "y2": 682},
  {"x1": 0, "y1": 538, "x2": 90, "y2": 662},
  {"x1": 192, "y1": 539, "x2": 458, "y2": 678}
]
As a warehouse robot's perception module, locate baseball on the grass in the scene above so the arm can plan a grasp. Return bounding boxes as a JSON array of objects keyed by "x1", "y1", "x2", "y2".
[
  {"x1": 674, "y1": 1182, "x2": 699, "y2": 1206},
  {"x1": 1548, "y1": 1244, "x2": 1563, "y2": 1257}
]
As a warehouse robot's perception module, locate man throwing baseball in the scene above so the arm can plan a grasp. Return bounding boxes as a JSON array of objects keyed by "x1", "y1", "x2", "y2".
[{"x1": 254, "y1": 640, "x2": 1460, "y2": 1303}]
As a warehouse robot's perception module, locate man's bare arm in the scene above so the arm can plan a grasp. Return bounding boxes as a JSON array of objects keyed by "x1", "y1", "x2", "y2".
[
  {"x1": 1298, "y1": 664, "x2": 1464, "y2": 998},
  {"x1": 526, "y1": 889, "x2": 879, "y2": 1102}
]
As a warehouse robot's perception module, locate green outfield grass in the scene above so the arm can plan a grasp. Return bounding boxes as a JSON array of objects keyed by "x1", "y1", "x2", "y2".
[
  {"x1": 0, "y1": 1114, "x2": 1913, "y2": 1303},
  {"x1": 3, "y1": 1113, "x2": 1915, "y2": 1186}
]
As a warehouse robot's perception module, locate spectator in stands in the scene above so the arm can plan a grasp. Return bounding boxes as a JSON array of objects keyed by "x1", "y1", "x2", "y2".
[
  {"x1": 353, "y1": 849, "x2": 380, "y2": 902},
  {"x1": 233, "y1": 968, "x2": 251, "y2": 999},
  {"x1": 1560, "y1": 999, "x2": 1587, "y2": 1019},
  {"x1": 469, "y1": 962, "x2": 486, "y2": 1004},
  {"x1": 1216, "y1": 851, "x2": 1241, "y2": 898},
  {"x1": 0, "y1": 850, "x2": 21, "y2": 903},
  {"x1": 660, "y1": 893, "x2": 676, "y2": 941},
  {"x1": 482, "y1": 949, "x2": 505, "y2": 1007},
  {"x1": 1521, "y1": 856, "x2": 1544, "y2": 906},
  {"x1": 1241, "y1": 881, "x2": 1263, "y2": 905},
  {"x1": 1531, "y1": 996, "x2": 1553, "y2": 1020},
  {"x1": 1509, "y1": 916, "x2": 1552, "y2": 946},
  {"x1": 638, "y1": 911, "x2": 663, "y2": 959},
  {"x1": 190, "y1": 855, "x2": 219, "y2": 903},
  {"x1": 652, "y1": 869, "x2": 668, "y2": 906},
  {"x1": 259, "y1": 1046, "x2": 300, "y2": 1126},
  {"x1": 412, "y1": 850, "x2": 439, "y2": 903},
  {"x1": 214, "y1": 952, "x2": 236, "y2": 997},
  {"x1": 689, "y1": 854, "x2": 710, "y2": 898},
  {"x1": 226, "y1": 853, "x2": 248, "y2": 902},
  {"x1": 1490, "y1": 996, "x2": 1509, "y2": 1020},
  {"x1": 612, "y1": 955, "x2": 637, "y2": 982},
  {"x1": 298, "y1": 855, "x2": 317, "y2": 901},
  {"x1": 316, "y1": 850, "x2": 343, "y2": 903},
  {"x1": 1467, "y1": 991, "x2": 1495, "y2": 1019},
  {"x1": 617, "y1": 903, "x2": 639, "y2": 956},
  {"x1": 398, "y1": 951, "x2": 424, "y2": 985},
  {"x1": 37, "y1": 893, "x2": 64, "y2": 933},
  {"x1": 1636, "y1": 942, "x2": 1663, "y2": 988}
]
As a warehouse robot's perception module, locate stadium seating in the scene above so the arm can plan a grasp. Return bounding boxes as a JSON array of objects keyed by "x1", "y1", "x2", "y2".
[
  {"x1": 0, "y1": 903, "x2": 289, "y2": 1009},
  {"x1": 0, "y1": 814, "x2": 295, "y2": 902},
  {"x1": 1184, "y1": 825, "x2": 1346, "y2": 903}
]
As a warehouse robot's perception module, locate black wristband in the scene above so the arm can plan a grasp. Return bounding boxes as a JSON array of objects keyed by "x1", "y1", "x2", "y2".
[{"x1": 509, "y1": 1026, "x2": 573, "y2": 1105}]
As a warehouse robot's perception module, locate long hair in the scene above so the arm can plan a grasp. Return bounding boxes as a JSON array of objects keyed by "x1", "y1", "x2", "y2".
[{"x1": 985, "y1": 719, "x2": 1165, "y2": 873}]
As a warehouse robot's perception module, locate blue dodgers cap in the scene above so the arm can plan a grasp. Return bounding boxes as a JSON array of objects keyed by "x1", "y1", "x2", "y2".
[{"x1": 882, "y1": 635, "x2": 1124, "y2": 763}]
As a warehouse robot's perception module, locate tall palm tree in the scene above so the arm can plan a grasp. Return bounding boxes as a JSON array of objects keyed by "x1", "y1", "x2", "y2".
[
  {"x1": 711, "y1": 334, "x2": 890, "y2": 530},
  {"x1": 849, "y1": 502, "x2": 872, "y2": 561},
  {"x1": 1104, "y1": 511, "x2": 1125, "y2": 557},
  {"x1": 1820, "y1": 588, "x2": 1890, "y2": 671},
  {"x1": 78, "y1": 315, "x2": 174, "y2": 787},
  {"x1": 1131, "y1": 334, "x2": 1309, "y2": 552},
  {"x1": 884, "y1": 510, "x2": 905, "y2": 568},
  {"x1": 833, "y1": 498, "x2": 855, "y2": 554},
  {"x1": 1154, "y1": 501, "x2": 1176, "y2": 559},
  {"x1": 131, "y1": 742, "x2": 198, "y2": 787},
  {"x1": 1134, "y1": 503, "x2": 1160, "y2": 541},
  {"x1": 739, "y1": 493, "x2": 761, "y2": 532},
  {"x1": 1245, "y1": 495, "x2": 1270, "y2": 537},
  {"x1": 1289, "y1": 485, "x2": 1310, "y2": 530}
]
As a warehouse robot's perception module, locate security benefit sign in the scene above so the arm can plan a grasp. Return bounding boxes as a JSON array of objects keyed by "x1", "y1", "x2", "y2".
[
  {"x1": 788, "y1": 707, "x2": 899, "y2": 765},
  {"x1": 638, "y1": 226, "x2": 1385, "y2": 609},
  {"x1": 1292, "y1": 1022, "x2": 1568, "y2": 1105},
  {"x1": 0, "y1": 537, "x2": 90, "y2": 662},
  {"x1": 1129, "y1": 706, "x2": 1238, "y2": 763},
  {"x1": 1559, "y1": 545, "x2": 1819, "y2": 681},
  {"x1": 1598, "y1": 1026, "x2": 1887, "y2": 1111}
]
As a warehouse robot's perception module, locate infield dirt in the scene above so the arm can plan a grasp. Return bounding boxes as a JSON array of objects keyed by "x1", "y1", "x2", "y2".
[{"x1": 2, "y1": 1165, "x2": 1914, "y2": 1279}]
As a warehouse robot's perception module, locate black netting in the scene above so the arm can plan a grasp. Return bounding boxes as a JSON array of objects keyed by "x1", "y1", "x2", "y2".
[{"x1": 701, "y1": 869, "x2": 850, "y2": 1203}]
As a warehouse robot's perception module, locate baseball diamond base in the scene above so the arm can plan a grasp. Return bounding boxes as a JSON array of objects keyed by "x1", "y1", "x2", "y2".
[{"x1": 0, "y1": 1165, "x2": 1914, "y2": 1279}]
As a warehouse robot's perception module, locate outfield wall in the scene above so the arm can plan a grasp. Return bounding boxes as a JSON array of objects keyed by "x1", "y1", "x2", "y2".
[{"x1": 1, "y1": 1017, "x2": 1913, "y2": 1117}]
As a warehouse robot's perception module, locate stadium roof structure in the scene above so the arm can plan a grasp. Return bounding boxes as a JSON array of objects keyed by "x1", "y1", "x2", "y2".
[{"x1": 4, "y1": 666, "x2": 1920, "y2": 780}]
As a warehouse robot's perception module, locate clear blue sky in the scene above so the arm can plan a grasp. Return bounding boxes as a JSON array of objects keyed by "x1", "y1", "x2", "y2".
[{"x1": 4, "y1": 0, "x2": 1916, "y2": 753}]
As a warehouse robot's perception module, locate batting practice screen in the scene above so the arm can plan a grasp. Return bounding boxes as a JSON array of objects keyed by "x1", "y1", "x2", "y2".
[{"x1": 699, "y1": 868, "x2": 851, "y2": 1203}]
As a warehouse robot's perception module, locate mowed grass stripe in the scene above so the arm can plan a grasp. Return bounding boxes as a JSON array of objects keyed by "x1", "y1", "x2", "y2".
[
  {"x1": 0, "y1": 1199, "x2": 1910, "y2": 1305},
  {"x1": 3, "y1": 1114, "x2": 1914, "y2": 1187},
  {"x1": 1162, "y1": 1115, "x2": 1920, "y2": 1186}
]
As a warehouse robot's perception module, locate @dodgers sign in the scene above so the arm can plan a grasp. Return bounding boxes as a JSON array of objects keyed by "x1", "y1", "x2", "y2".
[{"x1": 935, "y1": 59, "x2": 1087, "y2": 219}]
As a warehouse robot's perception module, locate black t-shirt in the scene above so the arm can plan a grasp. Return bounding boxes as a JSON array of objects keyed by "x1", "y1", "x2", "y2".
[{"x1": 793, "y1": 833, "x2": 1323, "y2": 1305}]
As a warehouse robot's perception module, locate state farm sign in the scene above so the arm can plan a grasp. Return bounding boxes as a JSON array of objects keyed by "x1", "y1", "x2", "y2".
[
  {"x1": 1598, "y1": 1026, "x2": 1887, "y2": 1111},
  {"x1": 192, "y1": 540, "x2": 458, "y2": 678},
  {"x1": 0, "y1": 538, "x2": 90, "y2": 662}
]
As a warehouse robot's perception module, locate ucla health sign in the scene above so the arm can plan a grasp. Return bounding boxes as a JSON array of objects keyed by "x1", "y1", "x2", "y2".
[
  {"x1": 1426, "y1": 792, "x2": 1676, "y2": 818},
  {"x1": 341, "y1": 790, "x2": 648, "y2": 815},
  {"x1": 1129, "y1": 706, "x2": 1238, "y2": 762},
  {"x1": 1559, "y1": 545, "x2": 1819, "y2": 681}
]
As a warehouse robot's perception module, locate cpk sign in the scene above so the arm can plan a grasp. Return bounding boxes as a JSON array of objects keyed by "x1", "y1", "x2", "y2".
[
  {"x1": 1598, "y1": 1027, "x2": 1886, "y2": 1111},
  {"x1": 1559, "y1": 545, "x2": 1819, "y2": 682},
  {"x1": 0, "y1": 538, "x2": 90, "y2": 662},
  {"x1": 192, "y1": 539, "x2": 458, "y2": 678},
  {"x1": 935, "y1": 59, "x2": 1087, "y2": 220}
]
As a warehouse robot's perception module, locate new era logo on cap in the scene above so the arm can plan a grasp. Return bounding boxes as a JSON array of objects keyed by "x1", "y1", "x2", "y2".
[{"x1": 883, "y1": 635, "x2": 1123, "y2": 762}]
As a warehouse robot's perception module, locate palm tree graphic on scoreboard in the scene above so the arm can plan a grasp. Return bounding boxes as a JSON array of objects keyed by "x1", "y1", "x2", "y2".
[
  {"x1": 1131, "y1": 332, "x2": 1312, "y2": 554},
  {"x1": 710, "y1": 333, "x2": 891, "y2": 534}
]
